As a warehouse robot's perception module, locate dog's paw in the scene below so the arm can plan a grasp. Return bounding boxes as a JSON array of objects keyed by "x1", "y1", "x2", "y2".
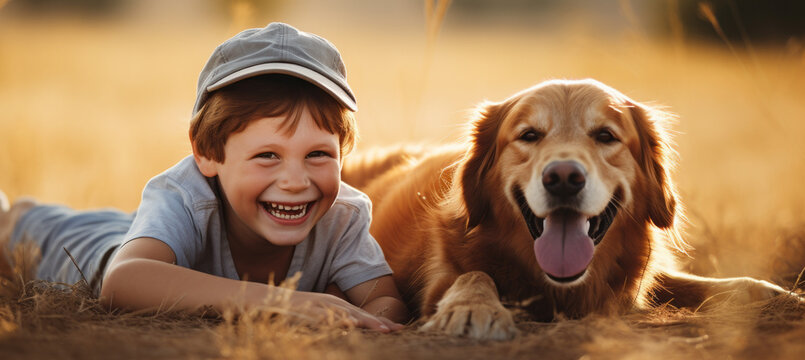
[
  {"x1": 419, "y1": 271, "x2": 519, "y2": 340},
  {"x1": 419, "y1": 299, "x2": 518, "y2": 340}
]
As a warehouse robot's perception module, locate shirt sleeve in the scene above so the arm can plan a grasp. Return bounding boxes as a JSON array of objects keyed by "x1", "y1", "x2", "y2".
[
  {"x1": 327, "y1": 198, "x2": 393, "y2": 292},
  {"x1": 123, "y1": 175, "x2": 202, "y2": 268}
]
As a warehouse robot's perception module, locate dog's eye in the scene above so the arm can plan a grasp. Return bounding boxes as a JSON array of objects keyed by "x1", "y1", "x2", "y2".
[
  {"x1": 519, "y1": 130, "x2": 543, "y2": 143},
  {"x1": 594, "y1": 129, "x2": 618, "y2": 144}
]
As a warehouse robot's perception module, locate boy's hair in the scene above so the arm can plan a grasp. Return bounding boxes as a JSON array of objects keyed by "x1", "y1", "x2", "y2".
[{"x1": 189, "y1": 74, "x2": 357, "y2": 163}]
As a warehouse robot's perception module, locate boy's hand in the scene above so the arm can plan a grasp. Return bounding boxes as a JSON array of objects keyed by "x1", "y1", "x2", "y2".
[{"x1": 292, "y1": 292, "x2": 402, "y2": 333}]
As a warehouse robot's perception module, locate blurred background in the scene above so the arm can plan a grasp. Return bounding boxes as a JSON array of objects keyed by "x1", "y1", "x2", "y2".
[{"x1": 1, "y1": 0, "x2": 804, "y2": 281}]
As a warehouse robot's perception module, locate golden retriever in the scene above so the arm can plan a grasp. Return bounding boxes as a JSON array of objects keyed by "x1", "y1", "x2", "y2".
[{"x1": 342, "y1": 79, "x2": 793, "y2": 340}]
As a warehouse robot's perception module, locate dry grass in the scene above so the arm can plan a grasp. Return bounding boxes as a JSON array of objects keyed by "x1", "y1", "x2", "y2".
[
  {"x1": 1, "y1": 4, "x2": 805, "y2": 359},
  {"x1": 1, "y1": 270, "x2": 803, "y2": 359}
]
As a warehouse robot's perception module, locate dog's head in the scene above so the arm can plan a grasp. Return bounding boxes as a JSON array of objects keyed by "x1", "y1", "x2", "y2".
[{"x1": 460, "y1": 79, "x2": 679, "y2": 285}]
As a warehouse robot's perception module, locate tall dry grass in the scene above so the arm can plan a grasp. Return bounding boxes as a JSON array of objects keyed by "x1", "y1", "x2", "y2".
[{"x1": 2, "y1": 15, "x2": 804, "y2": 274}]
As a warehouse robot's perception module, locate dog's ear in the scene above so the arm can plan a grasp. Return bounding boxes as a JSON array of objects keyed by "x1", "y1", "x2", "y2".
[
  {"x1": 461, "y1": 100, "x2": 514, "y2": 229},
  {"x1": 628, "y1": 102, "x2": 677, "y2": 228}
]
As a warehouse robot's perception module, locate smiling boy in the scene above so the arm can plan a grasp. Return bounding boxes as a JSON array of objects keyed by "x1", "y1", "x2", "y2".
[{"x1": 0, "y1": 23, "x2": 408, "y2": 331}]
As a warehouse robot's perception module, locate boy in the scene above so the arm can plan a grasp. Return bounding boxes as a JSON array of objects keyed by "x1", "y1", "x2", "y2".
[{"x1": 0, "y1": 23, "x2": 408, "y2": 332}]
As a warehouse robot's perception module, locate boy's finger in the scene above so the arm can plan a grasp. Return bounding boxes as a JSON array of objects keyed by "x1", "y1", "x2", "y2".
[
  {"x1": 355, "y1": 314, "x2": 391, "y2": 333},
  {"x1": 376, "y1": 316, "x2": 404, "y2": 331}
]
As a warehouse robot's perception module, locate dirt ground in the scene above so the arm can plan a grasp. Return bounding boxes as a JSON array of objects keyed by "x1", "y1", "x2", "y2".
[{"x1": 1, "y1": 288, "x2": 804, "y2": 360}]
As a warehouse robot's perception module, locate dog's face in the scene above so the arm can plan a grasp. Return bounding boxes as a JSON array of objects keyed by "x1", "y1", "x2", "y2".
[{"x1": 461, "y1": 79, "x2": 676, "y2": 286}]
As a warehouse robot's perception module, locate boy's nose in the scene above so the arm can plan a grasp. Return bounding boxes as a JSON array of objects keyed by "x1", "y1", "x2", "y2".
[{"x1": 278, "y1": 164, "x2": 311, "y2": 192}]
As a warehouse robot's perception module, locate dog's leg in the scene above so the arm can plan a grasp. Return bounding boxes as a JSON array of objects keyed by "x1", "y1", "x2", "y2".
[
  {"x1": 652, "y1": 271, "x2": 798, "y2": 309},
  {"x1": 419, "y1": 271, "x2": 519, "y2": 340}
]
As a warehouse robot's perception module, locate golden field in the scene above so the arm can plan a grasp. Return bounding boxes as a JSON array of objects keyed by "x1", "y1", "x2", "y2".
[{"x1": 1, "y1": 2, "x2": 805, "y2": 359}]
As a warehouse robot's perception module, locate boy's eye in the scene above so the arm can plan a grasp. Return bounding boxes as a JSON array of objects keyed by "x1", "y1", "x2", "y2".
[
  {"x1": 255, "y1": 152, "x2": 279, "y2": 159},
  {"x1": 307, "y1": 151, "x2": 332, "y2": 159}
]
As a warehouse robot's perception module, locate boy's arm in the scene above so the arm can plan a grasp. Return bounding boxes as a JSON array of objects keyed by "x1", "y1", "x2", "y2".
[
  {"x1": 101, "y1": 237, "x2": 263, "y2": 311},
  {"x1": 343, "y1": 275, "x2": 410, "y2": 325},
  {"x1": 101, "y1": 237, "x2": 397, "y2": 332}
]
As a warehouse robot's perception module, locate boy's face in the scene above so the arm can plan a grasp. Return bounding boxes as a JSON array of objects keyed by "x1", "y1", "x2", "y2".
[{"x1": 196, "y1": 108, "x2": 341, "y2": 247}]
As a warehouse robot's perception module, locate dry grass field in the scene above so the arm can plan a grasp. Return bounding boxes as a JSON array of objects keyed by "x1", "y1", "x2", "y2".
[{"x1": 2, "y1": 1, "x2": 805, "y2": 359}]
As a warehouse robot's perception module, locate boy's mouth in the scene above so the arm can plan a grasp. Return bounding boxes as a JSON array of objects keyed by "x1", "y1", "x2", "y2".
[{"x1": 260, "y1": 201, "x2": 314, "y2": 221}]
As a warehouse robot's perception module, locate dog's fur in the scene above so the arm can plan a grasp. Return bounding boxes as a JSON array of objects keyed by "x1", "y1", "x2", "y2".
[{"x1": 342, "y1": 79, "x2": 791, "y2": 339}]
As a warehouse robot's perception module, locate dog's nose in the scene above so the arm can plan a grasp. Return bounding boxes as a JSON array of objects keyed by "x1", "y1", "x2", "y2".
[{"x1": 542, "y1": 161, "x2": 586, "y2": 197}]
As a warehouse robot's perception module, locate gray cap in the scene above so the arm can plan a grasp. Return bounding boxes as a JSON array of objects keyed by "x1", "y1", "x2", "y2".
[{"x1": 193, "y1": 22, "x2": 357, "y2": 115}]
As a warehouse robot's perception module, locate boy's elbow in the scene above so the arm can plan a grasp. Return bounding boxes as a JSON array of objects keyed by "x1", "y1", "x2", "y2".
[
  {"x1": 99, "y1": 263, "x2": 121, "y2": 308},
  {"x1": 389, "y1": 298, "x2": 411, "y2": 323},
  {"x1": 366, "y1": 296, "x2": 411, "y2": 324},
  {"x1": 99, "y1": 260, "x2": 136, "y2": 309}
]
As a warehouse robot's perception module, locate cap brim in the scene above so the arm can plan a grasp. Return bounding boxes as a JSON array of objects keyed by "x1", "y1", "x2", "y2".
[{"x1": 207, "y1": 63, "x2": 357, "y2": 112}]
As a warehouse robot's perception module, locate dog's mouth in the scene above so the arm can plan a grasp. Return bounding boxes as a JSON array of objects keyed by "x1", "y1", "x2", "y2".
[{"x1": 513, "y1": 186, "x2": 619, "y2": 283}]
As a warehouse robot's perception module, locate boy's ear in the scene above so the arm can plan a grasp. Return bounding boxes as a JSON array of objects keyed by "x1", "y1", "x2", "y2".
[
  {"x1": 193, "y1": 153, "x2": 219, "y2": 177},
  {"x1": 191, "y1": 137, "x2": 219, "y2": 177}
]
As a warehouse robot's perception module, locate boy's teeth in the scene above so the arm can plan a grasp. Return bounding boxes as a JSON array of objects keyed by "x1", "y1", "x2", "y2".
[
  {"x1": 265, "y1": 202, "x2": 309, "y2": 220},
  {"x1": 277, "y1": 204, "x2": 303, "y2": 211}
]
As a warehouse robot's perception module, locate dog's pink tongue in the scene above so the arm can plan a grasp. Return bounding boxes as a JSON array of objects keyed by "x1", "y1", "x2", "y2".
[{"x1": 534, "y1": 212, "x2": 594, "y2": 279}]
